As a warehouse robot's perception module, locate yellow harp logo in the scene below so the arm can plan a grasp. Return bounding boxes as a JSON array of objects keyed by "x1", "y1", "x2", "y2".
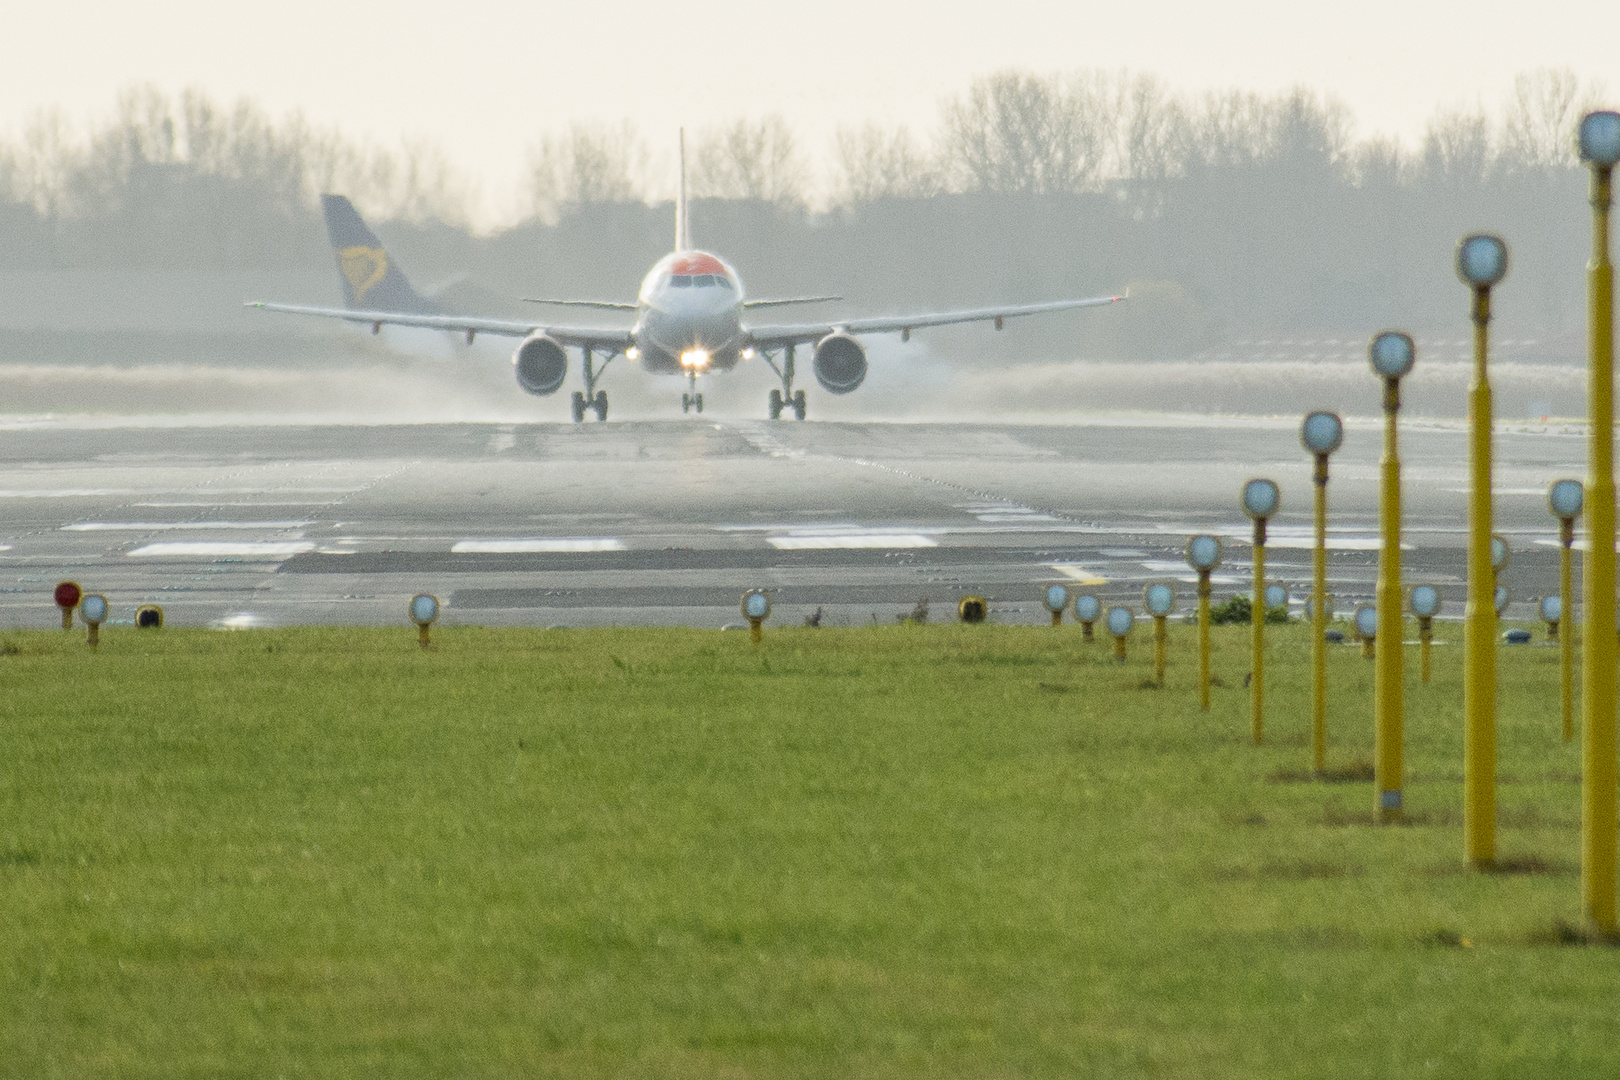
[{"x1": 338, "y1": 245, "x2": 389, "y2": 301}]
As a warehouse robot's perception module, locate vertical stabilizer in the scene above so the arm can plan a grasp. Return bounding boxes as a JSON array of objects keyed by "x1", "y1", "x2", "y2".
[
  {"x1": 321, "y1": 194, "x2": 433, "y2": 313},
  {"x1": 675, "y1": 129, "x2": 690, "y2": 252}
]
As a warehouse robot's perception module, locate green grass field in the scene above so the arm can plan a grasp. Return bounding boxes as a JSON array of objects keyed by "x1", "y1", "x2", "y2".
[{"x1": 2, "y1": 619, "x2": 1616, "y2": 1077}]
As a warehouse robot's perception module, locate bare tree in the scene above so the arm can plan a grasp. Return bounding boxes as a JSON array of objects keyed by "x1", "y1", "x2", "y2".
[
  {"x1": 829, "y1": 123, "x2": 939, "y2": 205},
  {"x1": 692, "y1": 116, "x2": 802, "y2": 203},
  {"x1": 527, "y1": 121, "x2": 646, "y2": 221},
  {"x1": 940, "y1": 70, "x2": 1117, "y2": 195},
  {"x1": 1499, "y1": 67, "x2": 1604, "y2": 172},
  {"x1": 1420, "y1": 107, "x2": 1492, "y2": 188}
]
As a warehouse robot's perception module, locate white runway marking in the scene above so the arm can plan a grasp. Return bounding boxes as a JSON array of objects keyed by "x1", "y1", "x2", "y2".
[
  {"x1": 451, "y1": 538, "x2": 626, "y2": 553},
  {"x1": 768, "y1": 534, "x2": 938, "y2": 549},
  {"x1": 1045, "y1": 563, "x2": 1108, "y2": 584},
  {"x1": 126, "y1": 541, "x2": 316, "y2": 557},
  {"x1": 64, "y1": 521, "x2": 311, "y2": 531}
]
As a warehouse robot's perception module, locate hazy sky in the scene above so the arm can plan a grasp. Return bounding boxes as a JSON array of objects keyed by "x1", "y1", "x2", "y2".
[{"x1": 6, "y1": 0, "x2": 1618, "y2": 221}]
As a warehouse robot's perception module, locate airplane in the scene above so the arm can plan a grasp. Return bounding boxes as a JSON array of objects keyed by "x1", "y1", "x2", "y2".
[{"x1": 247, "y1": 135, "x2": 1125, "y2": 422}]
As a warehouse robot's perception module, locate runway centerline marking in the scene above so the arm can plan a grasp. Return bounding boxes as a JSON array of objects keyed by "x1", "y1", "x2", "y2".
[
  {"x1": 64, "y1": 521, "x2": 313, "y2": 532},
  {"x1": 127, "y1": 541, "x2": 317, "y2": 557},
  {"x1": 452, "y1": 538, "x2": 626, "y2": 553},
  {"x1": 768, "y1": 534, "x2": 938, "y2": 550}
]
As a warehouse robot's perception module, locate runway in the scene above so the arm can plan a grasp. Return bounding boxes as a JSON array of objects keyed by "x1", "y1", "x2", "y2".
[{"x1": 0, "y1": 416, "x2": 1588, "y2": 630}]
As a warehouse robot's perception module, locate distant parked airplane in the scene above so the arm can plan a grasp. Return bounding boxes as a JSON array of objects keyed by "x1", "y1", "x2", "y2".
[{"x1": 248, "y1": 135, "x2": 1125, "y2": 421}]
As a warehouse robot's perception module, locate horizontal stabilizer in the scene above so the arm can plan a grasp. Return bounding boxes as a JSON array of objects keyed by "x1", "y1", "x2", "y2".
[
  {"x1": 743, "y1": 296, "x2": 842, "y2": 309},
  {"x1": 521, "y1": 298, "x2": 638, "y2": 311}
]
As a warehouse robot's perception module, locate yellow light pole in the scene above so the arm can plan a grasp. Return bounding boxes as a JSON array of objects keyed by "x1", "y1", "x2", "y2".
[
  {"x1": 1106, "y1": 605, "x2": 1134, "y2": 663},
  {"x1": 1301, "y1": 411, "x2": 1344, "y2": 773},
  {"x1": 1579, "y1": 109, "x2": 1620, "y2": 935},
  {"x1": 742, "y1": 590, "x2": 771, "y2": 644},
  {"x1": 1075, "y1": 594, "x2": 1101, "y2": 641},
  {"x1": 1549, "y1": 479, "x2": 1584, "y2": 743},
  {"x1": 1185, "y1": 535, "x2": 1222, "y2": 711},
  {"x1": 1241, "y1": 478, "x2": 1281, "y2": 744},
  {"x1": 1144, "y1": 583, "x2": 1175, "y2": 686},
  {"x1": 1369, "y1": 331, "x2": 1416, "y2": 822},
  {"x1": 1043, "y1": 583, "x2": 1070, "y2": 627},
  {"x1": 1457, "y1": 232, "x2": 1509, "y2": 868},
  {"x1": 1410, "y1": 585, "x2": 1440, "y2": 685},
  {"x1": 1354, "y1": 605, "x2": 1378, "y2": 660}
]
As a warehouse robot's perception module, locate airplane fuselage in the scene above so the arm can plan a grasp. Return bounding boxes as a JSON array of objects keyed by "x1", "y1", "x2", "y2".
[{"x1": 631, "y1": 251, "x2": 748, "y2": 376}]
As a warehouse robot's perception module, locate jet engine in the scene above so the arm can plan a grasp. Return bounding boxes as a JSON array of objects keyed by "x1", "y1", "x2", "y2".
[
  {"x1": 512, "y1": 334, "x2": 568, "y2": 396},
  {"x1": 812, "y1": 333, "x2": 867, "y2": 394}
]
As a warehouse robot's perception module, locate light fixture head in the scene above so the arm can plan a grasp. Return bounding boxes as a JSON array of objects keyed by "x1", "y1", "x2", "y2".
[
  {"x1": 1494, "y1": 584, "x2": 1510, "y2": 616},
  {"x1": 1185, "y1": 534, "x2": 1222, "y2": 571},
  {"x1": 1540, "y1": 594, "x2": 1562, "y2": 623},
  {"x1": 1300, "y1": 410, "x2": 1344, "y2": 456},
  {"x1": 1368, "y1": 331, "x2": 1416, "y2": 380},
  {"x1": 1490, "y1": 534, "x2": 1511, "y2": 572},
  {"x1": 1579, "y1": 110, "x2": 1620, "y2": 167},
  {"x1": 409, "y1": 593, "x2": 439, "y2": 627},
  {"x1": 1409, "y1": 584, "x2": 1440, "y2": 619},
  {"x1": 1456, "y1": 233, "x2": 1509, "y2": 288},
  {"x1": 1264, "y1": 583, "x2": 1288, "y2": 610},
  {"x1": 1548, "y1": 478, "x2": 1585, "y2": 520},
  {"x1": 742, "y1": 590, "x2": 771, "y2": 621},
  {"x1": 1043, "y1": 583, "x2": 1070, "y2": 613},
  {"x1": 1241, "y1": 478, "x2": 1280, "y2": 521},
  {"x1": 80, "y1": 594, "x2": 109, "y2": 626},
  {"x1": 1074, "y1": 594, "x2": 1101, "y2": 623},
  {"x1": 1353, "y1": 604, "x2": 1377, "y2": 639},
  {"x1": 1106, "y1": 605, "x2": 1134, "y2": 638},
  {"x1": 1143, "y1": 583, "x2": 1175, "y2": 617}
]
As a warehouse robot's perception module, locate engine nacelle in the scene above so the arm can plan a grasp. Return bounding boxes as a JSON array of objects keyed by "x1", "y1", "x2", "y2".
[
  {"x1": 512, "y1": 334, "x2": 567, "y2": 396},
  {"x1": 812, "y1": 333, "x2": 867, "y2": 394}
]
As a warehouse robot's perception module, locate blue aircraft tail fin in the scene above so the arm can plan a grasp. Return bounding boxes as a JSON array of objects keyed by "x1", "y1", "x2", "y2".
[{"x1": 321, "y1": 194, "x2": 432, "y2": 312}]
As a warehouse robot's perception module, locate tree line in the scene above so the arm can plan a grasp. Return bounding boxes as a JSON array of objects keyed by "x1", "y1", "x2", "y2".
[{"x1": 0, "y1": 70, "x2": 1607, "y2": 351}]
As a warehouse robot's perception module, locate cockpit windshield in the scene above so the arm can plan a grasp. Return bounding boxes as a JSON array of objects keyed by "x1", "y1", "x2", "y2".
[{"x1": 668, "y1": 273, "x2": 734, "y2": 290}]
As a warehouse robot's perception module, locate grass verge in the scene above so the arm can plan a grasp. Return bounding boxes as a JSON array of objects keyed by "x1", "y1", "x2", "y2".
[{"x1": 1, "y1": 621, "x2": 1614, "y2": 1077}]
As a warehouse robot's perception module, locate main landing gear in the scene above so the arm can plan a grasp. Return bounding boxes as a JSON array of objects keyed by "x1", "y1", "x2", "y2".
[
  {"x1": 762, "y1": 343, "x2": 807, "y2": 420},
  {"x1": 570, "y1": 346, "x2": 613, "y2": 422},
  {"x1": 768, "y1": 388, "x2": 806, "y2": 420}
]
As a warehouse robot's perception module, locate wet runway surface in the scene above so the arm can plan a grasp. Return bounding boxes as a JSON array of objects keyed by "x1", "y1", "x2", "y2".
[{"x1": 0, "y1": 416, "x2": 1589, "y2": 630}]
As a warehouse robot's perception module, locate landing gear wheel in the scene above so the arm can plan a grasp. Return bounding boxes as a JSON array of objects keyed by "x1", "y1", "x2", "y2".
[
  {"x1": 570, "y1": 391, "x2": 586, "y2": 423},
  {"x1": 682, "y1": 393, "x2": 692, "y2": 414},
  {"x1": 792, "y1": 389, "x2": 806, "y2": 420},
  {"x1": 593, "y1": 390, "x2": 608, "y2": 421},
  {"x1": 769, "y1": 389, "x2": 783, "y2": 419},
  {"x1": 694, "y1": 393, "x2": 704, "y2": 414}
]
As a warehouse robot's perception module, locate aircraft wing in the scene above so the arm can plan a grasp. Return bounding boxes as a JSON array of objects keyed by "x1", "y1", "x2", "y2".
[
  {"x1": 245, "y1": 301, "x2": 635, "y2": 350},
  {"x1": 746, "y1": 293, "x2": 1125, "y2": 349}
]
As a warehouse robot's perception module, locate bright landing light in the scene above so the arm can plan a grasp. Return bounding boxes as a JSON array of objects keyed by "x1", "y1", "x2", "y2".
[{"x1": 679, "y1": 349, "x2": 711, "y2": 370}]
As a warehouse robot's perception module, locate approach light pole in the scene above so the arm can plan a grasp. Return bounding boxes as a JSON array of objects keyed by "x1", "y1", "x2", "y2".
[
  {"x1": 1410, "y1": 585, "x2": 1440, "y2": 684},
  {"x1": 1242, "y1": 478, "x2": 1280, "y2": 745},
  {"x1": 1186, "y1": 535, "x2": 1222, "y2": 712},
  {"x1": 1301, "y1": 410, "x2": 1343, "y2": 773},
  {"x1": 1549, "y1": 478, "x2": 1584, "y2": 744},
  {"x1": 1458, "y1": 232, "x2": 1509, "y2": 868},
  {"x1": 1144, "y1": 583, "x2": 1175, "y2": 686},
  {"x1": 1579, "y1": 109, "x2": 1620, "y2": 934},
  {"x1": 1370, "y1": 331, "x2": 1415, "y2": 823}
]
